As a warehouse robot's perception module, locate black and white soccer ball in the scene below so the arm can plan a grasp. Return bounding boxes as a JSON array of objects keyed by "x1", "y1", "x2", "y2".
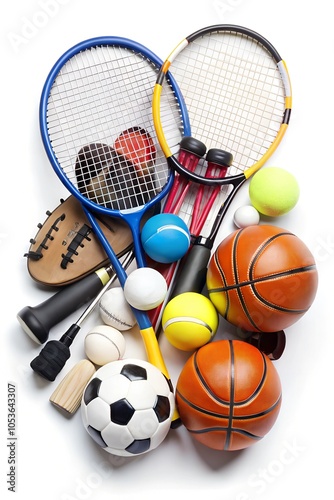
[{"x1": 81, "y1": 359, "x2": 175, "y2": 457}]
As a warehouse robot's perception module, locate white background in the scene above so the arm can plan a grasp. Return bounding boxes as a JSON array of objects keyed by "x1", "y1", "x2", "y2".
[{"x1": 1, "y1": 1, "x2": 333, "y2": 499}]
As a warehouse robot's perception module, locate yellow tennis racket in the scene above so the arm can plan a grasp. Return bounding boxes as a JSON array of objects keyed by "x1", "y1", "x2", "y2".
[{"x1": 152, "y1": 24, "x2": 292, "y2": 296}]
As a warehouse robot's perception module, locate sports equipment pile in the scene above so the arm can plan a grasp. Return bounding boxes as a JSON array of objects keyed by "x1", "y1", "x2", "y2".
[{"x1": 17, "y1": 25, "x2": 318, "y2": 457}]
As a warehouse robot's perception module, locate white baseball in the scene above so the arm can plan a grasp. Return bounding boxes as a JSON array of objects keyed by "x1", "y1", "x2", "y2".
[
  {"x1": 99, "y1": 286, "x2": 136, "y2": 331},
  {"x1": 84, "y1": 325, "x2": 126, "y2": 366}
]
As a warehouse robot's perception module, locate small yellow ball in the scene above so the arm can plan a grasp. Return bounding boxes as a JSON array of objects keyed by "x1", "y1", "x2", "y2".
[
  {"x1": 161, "y1": 292, "x2": 219, "y2": 351},
  {"x1": 249, "y1": 167, "x2": 300, "y2": 216}
]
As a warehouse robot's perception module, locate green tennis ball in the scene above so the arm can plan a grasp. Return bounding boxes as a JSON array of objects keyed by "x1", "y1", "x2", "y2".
[{"x1": 249, "y1": 167, "x2": 300, "y2": 216}]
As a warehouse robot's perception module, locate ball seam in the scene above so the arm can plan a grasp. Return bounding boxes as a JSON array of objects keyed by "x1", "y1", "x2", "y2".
[
  {"x1": 99, "y1": 303, "x2": 134, "y2": 328},
  {"x1": 85, "y1": 332, "x2": 122, "y2": 359}
]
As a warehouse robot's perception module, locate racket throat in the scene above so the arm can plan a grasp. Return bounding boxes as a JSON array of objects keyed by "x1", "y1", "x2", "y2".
[{"x1": 191, "y1": 235, "x2": 213, "y2": 249}]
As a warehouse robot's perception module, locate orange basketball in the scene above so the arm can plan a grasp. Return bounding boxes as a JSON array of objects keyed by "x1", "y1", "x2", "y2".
[
  {"x1": 176, "y1": 339, "x2": 282, "y2": 451},
  {"x1": 207, "y1": 225, "x2": 318, "y2": 333}
]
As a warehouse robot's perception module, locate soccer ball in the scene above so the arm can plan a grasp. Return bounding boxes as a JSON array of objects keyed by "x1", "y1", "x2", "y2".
[{"x1": 81, "y1": 359, "x2": 175, "y2": 457}]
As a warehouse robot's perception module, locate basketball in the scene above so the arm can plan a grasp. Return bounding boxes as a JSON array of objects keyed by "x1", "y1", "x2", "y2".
[
  {"x1": 206, "y1": 225, "x2": 318, "y2": 333},
  {"x1": 176, "y1": 339, "x2": 282, "y2": 451}
]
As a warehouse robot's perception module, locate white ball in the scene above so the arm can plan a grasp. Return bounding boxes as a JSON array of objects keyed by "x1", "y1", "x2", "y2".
[
  {"x1": 123, "y1": 268, "x2": 167, "y2": 310},
  {"x1": 233, "y1": 205, "x2": 260, "y2": 228},
  {"x1": 84, "y1": 325, "x2": 126, "y2": 366},
  {"x1": 99, "y1": 286, "x2": 136, "y2": 331}
]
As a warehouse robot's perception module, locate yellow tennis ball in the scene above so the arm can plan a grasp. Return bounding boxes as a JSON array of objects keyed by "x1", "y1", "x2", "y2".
[
  {"x1": 161, "y1": 292, "x2": 219, "y2": 351},
  {"x1": 249, "y1": 167, "x2": 300, "y2": 216}
]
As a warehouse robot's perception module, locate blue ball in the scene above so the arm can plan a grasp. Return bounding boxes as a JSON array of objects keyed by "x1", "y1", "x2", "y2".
[{"x1": 141, "y1": 213, "x2": 190, "y2": 264}]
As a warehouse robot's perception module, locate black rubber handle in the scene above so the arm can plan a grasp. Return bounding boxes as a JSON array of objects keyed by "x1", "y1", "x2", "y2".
[
  {"x1": 59, "y1": 323, "x2": 81, "y2": 347},
  {"x1": 171, "y1": 243, "x2": 212, "y2": 297},
  {"x1": 17, "y1": 269, "x2": 109, "y2": 344},
  {"x1": 30, "y1": 341, "x2": 71, "y2": 381}
]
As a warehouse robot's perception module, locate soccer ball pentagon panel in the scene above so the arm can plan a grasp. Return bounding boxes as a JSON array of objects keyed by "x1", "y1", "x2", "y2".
[{"x1": 81, "y1": 359, "x2": 175, "y2": 456}]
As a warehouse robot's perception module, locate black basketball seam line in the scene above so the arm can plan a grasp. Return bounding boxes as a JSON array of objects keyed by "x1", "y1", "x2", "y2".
[
  {"x1": 235, "y1": 350, "x2": 267, "y2": 405},
  {"x1": 225, "y1": 340, "x2": 234, "y2": 450},
  {"x1": 191, "y1": 345, "x2": 273, "y2": 408},
  {"x1": 232, "y1": 231, "x2": 265, "y2": 330},
  {"x1": 210, "y1": 230, "x2": 315, "y2": 328},
  {"x1": 248, "y1": 232, "x2": 296, "y2": 281},
  {"x1": 236, "y1": 288, "x2": 259, "y2": 331},
  {"x1": 232, "y1": 232, "x2": 280, "y2": 332},
  {"x1": 213, "y1": 251, "x2": 230, "y2": 320},
  {"x1": 216, "y1": 282, "x2": 310, "y2": 332},
  {"x1": 248, "y1": 233, "x2": 314, "y2": 316},
  {"x1": 231, "y1": 232, "x2": 245, "y2": 329},
  {"x1": 176, "y1": 389, "x2": 230, "y2": 417},
  {"x1": 232, "y1": 393, "x2": 282, "y2": 420},
  {"x1": 192, "y1": 349, "x2": 231, "y2": 405},
  {"x1": 176, "y1": 389, "x2": 282, "y2": 420},
  {"x1": 234, "y1": 269, "x2": 312, "y2": 327},
  {"x1": 208, "y1": 265, "x2": 316, "y2": 294},
  {"x1": 188, "y1": 427, "x2": 262, "y2": 441},
  {"x1": 232, "y1": 230, "x2": 242, "y2": 286},
  {"x1": 250, "y1": 286, "x2": 311, "y2": 314},
  {"x1": 209, "y1": 266, "x2": 315, "y2": 330},
  {"x1": 236, "y1": 232, "x2": 314, "y2": 329},
  {"x1": 233, "y1": 231, "x2": 259, "y2": 330}
]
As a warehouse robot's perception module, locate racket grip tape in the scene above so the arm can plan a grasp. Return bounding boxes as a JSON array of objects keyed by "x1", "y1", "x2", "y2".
[
  {"x1": 171, "y1": 244, "x2": 212, "y2": 297},
  {"x1": 17, "y1": 267, "x2": 111, "y2": 344},
  {"x1": 30, "y1": 340, "x2": 71, "y2": 381}
]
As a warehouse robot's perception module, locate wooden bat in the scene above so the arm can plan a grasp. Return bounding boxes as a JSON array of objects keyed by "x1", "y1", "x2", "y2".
[{"x1": 49, "y1": 359, "x2": 96, "y2": 415}]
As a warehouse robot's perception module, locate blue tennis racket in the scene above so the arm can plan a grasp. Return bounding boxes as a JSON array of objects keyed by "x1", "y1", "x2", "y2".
[{"x1": 39, "y1": 37, "x2": 190, "y2": 413}]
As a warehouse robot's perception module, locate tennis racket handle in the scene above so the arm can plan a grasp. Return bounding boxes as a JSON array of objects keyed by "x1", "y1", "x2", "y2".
[
  {"x1": 139, "y1": 326, "x2": 181, "y2": 427},
  {"x1": 30, "y1": 341, "x2": 71, "y2": 381},
  {"x1": 17, "y1": 268, "x2": 111, "y2": 345},
  {"x1": 172, "y1": 244, "x2": 212, "y2": 297},
  {"x1": 140, "y1": 326, "x2": 170, "y2": 379}
]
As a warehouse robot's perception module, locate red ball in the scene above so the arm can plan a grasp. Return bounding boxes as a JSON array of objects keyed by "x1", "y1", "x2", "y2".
[
  {"x1": 176, "y1": 339, "x2": 282, "y2": 451},
  {"x1": 206, "y1": 225, "x2": 318, "y2": 333}
]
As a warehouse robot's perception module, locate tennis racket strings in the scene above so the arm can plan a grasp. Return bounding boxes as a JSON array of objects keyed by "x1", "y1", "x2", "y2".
[{"x1": 154, "y1": 26, "x2": 291, "y2": 185}]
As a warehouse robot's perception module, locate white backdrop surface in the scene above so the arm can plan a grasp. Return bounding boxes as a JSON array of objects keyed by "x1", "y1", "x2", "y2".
[{"x1": 1, "y1": 1, "x2": 333, "y2": 499}]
